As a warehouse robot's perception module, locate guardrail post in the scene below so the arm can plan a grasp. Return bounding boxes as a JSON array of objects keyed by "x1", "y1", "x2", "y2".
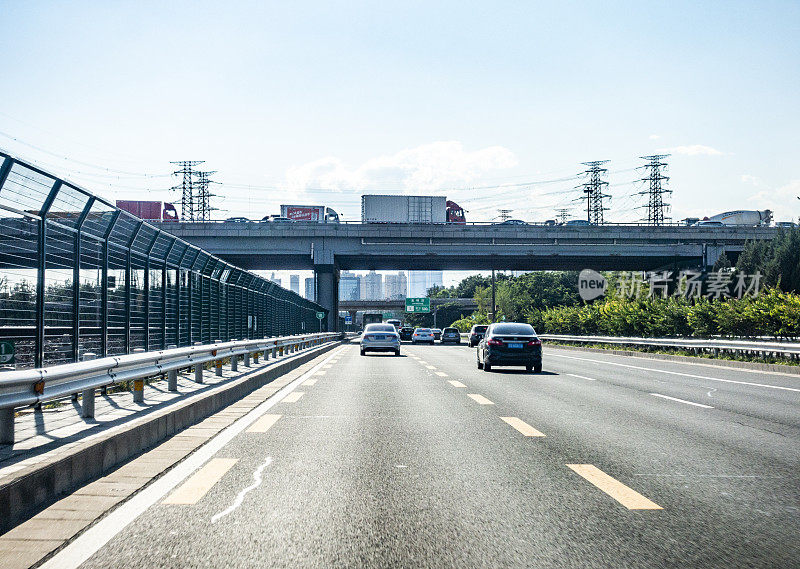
[
  {"x1": 253, "y1": 349, "x2": 259, "y2": 364},
  {"x1": 272, "y1": 346, "x2": 277, "y2": 358},
  {"x1": 0, "y1": 408, "x2": 13, "y2": 445},
  {"x1": 230, "y1": 340, "x2": 238, "y2": 371},
  {"x1": 262, "y1": 342, "x2": 269, "y2": 361},
  {"x1": 80, "y1": 353, "x2": 97, "y2": 418},
  {"x1": 193, "y1": 342, "x2": 204, "y2": 383},
  {"x1": 244, "y1": 351, "x2": 251, "y2": 367},
  {"x1": 214, "y1": 340, "x2": 223, "y2": 377},
  {"x1": 167, "y1": 344, "x2": 178, "y2": 391},
  {"x1": 132, "y1": 348, "x2": 145, "y2": 402}
]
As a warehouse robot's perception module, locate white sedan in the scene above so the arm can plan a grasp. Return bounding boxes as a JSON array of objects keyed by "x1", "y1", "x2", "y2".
[
  {"x1": 412, "y1": 328, "x2": 435, "y2": 345},
  {"x1": 360, "y1": 323, "x2": 401, "y2": 356}
]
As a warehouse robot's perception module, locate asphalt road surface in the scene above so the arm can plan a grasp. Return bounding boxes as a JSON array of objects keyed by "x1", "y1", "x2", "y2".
[{"x1": 51, "y1": 343, "x2": 799, "y2": 568}]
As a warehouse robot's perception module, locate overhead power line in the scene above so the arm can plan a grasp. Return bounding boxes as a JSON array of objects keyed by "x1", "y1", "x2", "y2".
[{"x1": 171, "y1": 161, "x2": 204, "y2": 222}]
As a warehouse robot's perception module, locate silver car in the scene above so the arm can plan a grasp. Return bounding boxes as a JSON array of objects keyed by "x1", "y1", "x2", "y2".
[{"x1": 360, "y1": 323, "x2": 401, "y2": 356}]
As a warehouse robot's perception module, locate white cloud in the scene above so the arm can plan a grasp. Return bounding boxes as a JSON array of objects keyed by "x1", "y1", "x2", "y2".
[
  {"x1": 661, "y1": 144, "x2": 724, "y2": 156},
  {"x1": 741, "y1": 174, "x2": 761, "y2": 185},
  {"x1": 285, "y1": 141, "x2": 518, "y2": 193},
  {"x1": 746, "y1": 180, "x2": 800, "y2": 221},
  {"x1": 648, "y1": 134, "x2": 660, "y2": 140}
]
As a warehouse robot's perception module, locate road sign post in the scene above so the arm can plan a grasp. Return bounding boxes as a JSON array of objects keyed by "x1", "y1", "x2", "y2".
[
  {"x1": 316, "y1": 311, "x2": 325, "y2": 332},
  {"x1": 405, "y1": 297, "x2": 430, "y2": 313}
]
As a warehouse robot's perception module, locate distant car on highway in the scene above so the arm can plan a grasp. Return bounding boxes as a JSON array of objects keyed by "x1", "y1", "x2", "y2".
[
  {"x1": 412, "y1": 328, "x2": 435, "y2": 345},
  {"x1": 468, "y1": 325, "x2": 488, "y2": 347},
  {"x1": 694, "y1": 220, "x2": 724, "y2": 227},
  {"x1": 398, "y1": 327, "x2": 414, "y2": 341},
  {"x1": 225, "y1": 216, "x2": 250, "y2": 223},
  {"x1": 775, "y1": 221, "x2": 797, "y2": 228},
  {"x1": 564, "y1": 219, "x2": 592, "y2": 226},
  {"x1": 267, "y1": 215, "x2": 294, "y2": 223},
  {"x1": 476, "y1": 322, "x2": 542, "y2": 373},
  {"x1": 496, "y1": 219, "x2": 527, "y2": 225},
  {"x1": 360, "y1": 323, "x2": 400, "y2": 356},
  {"x1": 440, "y1": 327, "x2": 461, "y2": 344},
  {"x1": 386, "y1": 319, "x2": 402, "y2": 330},
  {"x1": 431, "y1": 328, "x2": 442, "y2": 341},
  {"x1": 544, "y1": 219, "x2": 557, "y2": 226}
]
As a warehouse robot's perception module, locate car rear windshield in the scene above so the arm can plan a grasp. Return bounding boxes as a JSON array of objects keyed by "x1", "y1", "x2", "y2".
[
  {"x1": 491, "y1": 323, "x2": 536, "y2": 335},
  {"x1": 365, "y1": 324, "x2": 396, "y2": 332},
  {"x1": 443, "y1": 328, "x2": 458, "y2": 332},
  {"x1": 415, "y1": 328, "x2": 431, "y2": 332},
  {"x1": 472, "y1": 326, "x2": 488, "y2": 332}
]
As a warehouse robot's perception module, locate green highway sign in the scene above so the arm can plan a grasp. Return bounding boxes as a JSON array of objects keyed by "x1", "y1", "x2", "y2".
[
  {"x1": 405, "y1": 297, "x2": 430, "y2": 313},
  {"x1": 316, "y1": 311, "x2": 325, "y2": 320},
  {"x1": 0, "y1": 341, "x2": 14, "y2": 365}
]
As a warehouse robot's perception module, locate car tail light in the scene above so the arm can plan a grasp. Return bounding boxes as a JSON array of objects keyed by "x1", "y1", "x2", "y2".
[
  {"x1": 527, "y1": 339, "x2": 542, "y2": 347},
  {"x1": 487, "y1": 338, "x2": 503, "y2": 346}
]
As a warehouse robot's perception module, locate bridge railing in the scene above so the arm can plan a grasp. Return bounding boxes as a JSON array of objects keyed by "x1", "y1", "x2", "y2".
[
  {"x1": 0, "y1": 151, "x2": 329, "y2": 371},
  {"x1": 0, "y1": 332, "x2": 339, "y2": 443}
]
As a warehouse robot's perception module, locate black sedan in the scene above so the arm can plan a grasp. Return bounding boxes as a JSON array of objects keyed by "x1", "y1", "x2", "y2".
[
  {"x1": 476, "y1": 323, "x2": 542, "y2": 373},
  {"x1": 398, "y1": 327, "x2": 414, "y2": 341}
]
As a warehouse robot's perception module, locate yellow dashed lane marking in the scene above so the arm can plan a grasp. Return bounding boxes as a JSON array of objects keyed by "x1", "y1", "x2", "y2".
[
  {"x1": 501, "y1": 417, "x2": 545, "y2": 437},
  {"x1": 282, "y1": 391, "x2": 305, "y2": 403},
  {"x1": 247, "y1": 414, "x2": 282, "y2": 433},
  {"x1": 435, "y1": 371, "x2": 448, "y2": 377},
  {"x1": 567, "y1": 464, "x2": 662, "y2": 510},
  {"x1": 163, "y1": 458, "x2": 238, "y2": 505},
  {"x1": 466, "y1": 393, "x2": 494, "y2": 405},
  {"x1": 303, "y1": 378, "x2": 318, "y2": 386},
  {"x1": 448, "y1": 380, "x2": 467, "y2": 388}
]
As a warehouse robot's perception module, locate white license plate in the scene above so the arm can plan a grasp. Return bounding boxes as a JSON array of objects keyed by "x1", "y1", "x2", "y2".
[{"x1": 508, "y1": 342, "x2": 523, "y2": 349}]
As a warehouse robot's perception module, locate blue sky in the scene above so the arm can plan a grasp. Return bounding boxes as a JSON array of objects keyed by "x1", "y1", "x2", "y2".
[{"x1": 1, "y1": 0, "x2": 799, "y2": 235}]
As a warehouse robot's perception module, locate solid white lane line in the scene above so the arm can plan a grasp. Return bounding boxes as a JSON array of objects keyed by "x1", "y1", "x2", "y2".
[
  {"x1": 39, "y1": 346, "x2": 345, "y2": 569},
  {"x1": 650, "y1": 393, "x2": 714, "y2": 409},
  {"x1": 566, "y1": 373, "x2": 597, "y2": 381},
  {"x1": 211, "y1": 456, "x2": 272, "y2": 523},
  {"x1": 550, "y1": 353, "x2": 800, "y2": 393}
]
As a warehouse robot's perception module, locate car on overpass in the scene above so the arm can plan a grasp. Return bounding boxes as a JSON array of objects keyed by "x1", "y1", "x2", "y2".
[
  {"x1": 360, "y1": 323, "x2": 400, "y2": 356},
  {"x1": 564, "y1": 219, "x2": 592, "y2": 226},
  {"x1": 476, "y1": 322, "x2": 542, "y2": 373},
  {"x1": 495, "y1": 219, "x2": 528, "y2": 225}
]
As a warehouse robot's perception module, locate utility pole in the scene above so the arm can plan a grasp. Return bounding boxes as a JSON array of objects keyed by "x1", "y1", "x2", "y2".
[
  {"x1": 491, "y1": 269, "x2": 496, "y2": 323},
  {"x1": 638, "y1": 155, "x2": 672, "y2": 226},
  {"x1": 194, "y1": 170, "x2": 218, "y2": 221},
  {"x1": 171, "y1": 161, "x2": 203, "y2": 222},
  {"x1": 556, "y1": 208, "x2": 571, "y2": 224},
  {"x1": 577, "y1": 160, "x2": 610, "y2": 224},
  {"x1": 497, "y1": 209, "x2": 512, "y2": 222}
]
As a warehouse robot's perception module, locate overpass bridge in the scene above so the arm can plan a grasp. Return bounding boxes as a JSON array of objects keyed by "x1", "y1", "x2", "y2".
[
  {"x1": 154, "y1": 220, "x2": 777, "y2": 330},
  {"x1": 338, "y1": 298, "x2": 478, "y2": 312}
]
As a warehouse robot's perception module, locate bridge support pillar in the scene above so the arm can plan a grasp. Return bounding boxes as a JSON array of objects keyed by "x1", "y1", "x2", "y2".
[
  {"x1": 314, "y1": 259, "x2": 339, "y2": 333},
  {"x1": 703, "y1": 244, "x2": 726, "y2": 270}
]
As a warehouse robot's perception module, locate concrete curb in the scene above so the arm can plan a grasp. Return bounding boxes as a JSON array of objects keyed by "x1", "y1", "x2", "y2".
[
  {"x1": 0, "y1": 341, "x2": 341, "y2": 534},
  {"x1": 546, "y1": 343, "x2": 800, "y2": 375}
]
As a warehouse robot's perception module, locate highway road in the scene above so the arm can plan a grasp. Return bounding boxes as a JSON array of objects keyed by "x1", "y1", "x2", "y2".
[{"x1": 45, "y1": 343, "x2": 799, "y2": 568}]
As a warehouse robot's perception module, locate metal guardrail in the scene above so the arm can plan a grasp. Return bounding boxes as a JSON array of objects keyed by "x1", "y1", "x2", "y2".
[
  {"x1": 0, "y1": 332, "x2": 339, "y2": 444},
  {"x1": 539, "y1": 334, "x2": 800, "y2": 357}
]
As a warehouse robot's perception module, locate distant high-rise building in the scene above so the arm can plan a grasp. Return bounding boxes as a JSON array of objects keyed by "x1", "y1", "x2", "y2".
[
  {"x1": 289, "y1": 274, "x2": 300, "y2": 295},
  {"x1": 339, "y1": 271, "x2": 361, "y2": 301},
  {"x1": 364, "y1": 270, "x2": 383, "y2": 300},
  {"x1": 269, "y1": 272, "x2": 281, "y2": 288},
  {"x1": 304, "y1": 277, "x2": 315, "y2": 301},
  {"x1": 409, "y1": 271, "x2": 441, "y2": 297},
  {"x1": 384, "y1": 271, "x2": 408, "y2": 299}
]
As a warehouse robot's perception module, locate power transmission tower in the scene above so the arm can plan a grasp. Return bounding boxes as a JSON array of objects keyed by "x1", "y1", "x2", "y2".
[
  {"x1": 577, "y1": 160, "x2": 610, "y2": 224},
  {"x1": 170, "y1": 161, "x2": 204, "y2": 221},
  {"x1": 555, "y1": 208, "x2": 571, "y2": 223},
  {"x1": 638, "y1": 155, "x2": 671, "y2": 225},
  {"x1": 498, "y1": 209, "x2": 512, "y2": 222},
  {"x1": 194, "y1": 170, "x2": 219, "y2": 221}
]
